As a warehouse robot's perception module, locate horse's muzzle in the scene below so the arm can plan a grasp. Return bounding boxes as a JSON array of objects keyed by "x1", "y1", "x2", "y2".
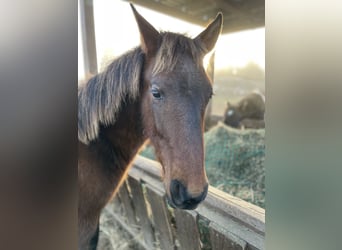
[{"x1": 168, "y1": 180, "x2": 208, "y2": 210}]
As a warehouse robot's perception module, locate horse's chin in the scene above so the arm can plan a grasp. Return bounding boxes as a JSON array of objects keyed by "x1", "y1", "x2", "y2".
[{"x1": 166, "y1": 195, "x2": 199, "y2": 210}]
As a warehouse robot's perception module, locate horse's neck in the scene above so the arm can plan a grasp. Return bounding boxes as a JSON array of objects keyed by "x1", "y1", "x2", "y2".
[
  {"x1": 103, "y1": 99, "x2": 146, "y2": 165},
  {"x1": 79, "y1": 98, "x2": 146, "y2": 208}
]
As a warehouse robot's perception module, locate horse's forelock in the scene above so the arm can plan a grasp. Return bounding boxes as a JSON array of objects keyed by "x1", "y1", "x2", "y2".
[{"x1": 152, "y1": 32, "x2": 205, "y2": 76}]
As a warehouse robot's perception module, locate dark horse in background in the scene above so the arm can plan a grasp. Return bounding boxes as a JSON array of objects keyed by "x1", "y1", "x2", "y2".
[
  {"x1": 78, "y1": 4, "x2": 222, "y2": 250},
  {"x1": 224, "y1": 91, "x2": 265, "y2": 129}
]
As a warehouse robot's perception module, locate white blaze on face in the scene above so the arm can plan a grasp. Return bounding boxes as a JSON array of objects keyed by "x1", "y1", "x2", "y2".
[{"x1": 227, "y1": 109, "x2": 234, "y2": 117}]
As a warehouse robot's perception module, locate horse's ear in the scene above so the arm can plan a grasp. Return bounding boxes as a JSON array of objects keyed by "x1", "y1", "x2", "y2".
[
  {"x1": 194, "y1": 13, "x2": 223, "y2": 54},
  {"x1": 130, "y1": 4, "x2": 160, "y2": 55}
]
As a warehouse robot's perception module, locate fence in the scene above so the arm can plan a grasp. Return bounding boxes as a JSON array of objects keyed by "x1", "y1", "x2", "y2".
[{"x1": 105, "y1": 156, "x2": 265, "y2": 250}]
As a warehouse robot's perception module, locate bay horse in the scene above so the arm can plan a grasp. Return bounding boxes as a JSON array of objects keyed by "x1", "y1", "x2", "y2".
[{"x1": 78, "y1": 4, "x2": 222, "y2": 250}]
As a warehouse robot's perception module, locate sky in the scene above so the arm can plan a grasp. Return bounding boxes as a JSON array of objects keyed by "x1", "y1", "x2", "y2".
[{"x1": 79, "y1": 0, "x2": 265, "y2": 79}]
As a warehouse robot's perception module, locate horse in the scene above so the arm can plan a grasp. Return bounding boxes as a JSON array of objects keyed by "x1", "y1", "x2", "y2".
[
  {"x1": 223, "y1": 91, "x2": 265, "y2": 129},
  {"x1": 78, "y1": 4, "x2": 222, "y2": 249}
]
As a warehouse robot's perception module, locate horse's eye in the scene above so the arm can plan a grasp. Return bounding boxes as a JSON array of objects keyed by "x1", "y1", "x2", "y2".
[{"x1": 151, "y1": 88, "x2": 162, "y2": 99}]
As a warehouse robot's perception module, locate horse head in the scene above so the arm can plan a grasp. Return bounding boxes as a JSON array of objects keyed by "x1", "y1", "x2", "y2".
[{"x1": 131, "y1": 4, "x2": 222, "y2": 209}]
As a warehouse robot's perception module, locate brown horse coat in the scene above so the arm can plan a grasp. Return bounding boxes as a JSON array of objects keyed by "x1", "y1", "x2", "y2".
[{"x1": 78, "y1": 4, "x2": 222, "y2": 249}]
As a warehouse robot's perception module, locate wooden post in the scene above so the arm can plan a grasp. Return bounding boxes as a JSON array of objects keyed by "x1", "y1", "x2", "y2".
[
  {"x1": 145, "y1": 184, "x2": 175, "y2": 250},
  {"x1": 127, "y1": 177, "x2": 156, "y2": 249},
  {"x1": 209, "y1": 222, "x2": 247, "y2": 250},
  {"x1": 174, "y1": 209, "x2": 201, "y2": 250},
  {"x1": 79, "y1": 0, "x2": 98, "y2": 75},
  {"x1": 117, "y1": 180, "x2": 137, "y2": 225},
  {"x1": 204, "y1": 52, "x2": 216, "y2": 130}
]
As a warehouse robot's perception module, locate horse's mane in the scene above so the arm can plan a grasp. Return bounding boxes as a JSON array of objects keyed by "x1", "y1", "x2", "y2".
[
  {"x1": 78, "y1": 32, "x2": 205, "y2": 144},
  {"x1": 78, "y1": 47, "x2": 144, "y2": 144}
]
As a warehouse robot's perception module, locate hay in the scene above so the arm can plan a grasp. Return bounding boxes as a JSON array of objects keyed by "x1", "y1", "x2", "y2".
[
  {"x1": 140, "y1": 122, "x2": 265, "y2": 208},
  {"x1": 98, "y1": 202, "x2": 145, "y2": 250},
  {"x1": 204, "y1": 123, "x2": 265, "y2": 208}
]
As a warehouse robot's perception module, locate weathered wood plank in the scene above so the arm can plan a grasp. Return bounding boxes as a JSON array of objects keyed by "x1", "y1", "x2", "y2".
[
  {"x1": 127, "y1": 177, "x2": 155, "y2": 249},
  {"x1": 130, "y1": 156, "x2": 164, "y2": 194},
  {"x1": 209, "y1": 222, "x2": 247, "y2": 250},
  {"x1": 174, "y1": 209, "x2": 201, "y2": 250},
  {"x1": 197, "y1": 215, "x2": 212, "y2": 250},
  {"x1": 117, "y1": 180, "x2": 137, "y2": 225},
  {"x1": 199, "y1": 206, "x2": 264, "y2": 250},
  {"x1": 111, "y1": 195, "x2": 124, "y2": 216},
  {"x1": 245, "y1": 243, "x2": 259, "y2": 250},
  {"x1": 145, "y1": 184, "x2": 175, "y2": 250},
  {"x1": 200, "y1": 186, "x2": 265, "y2": 234}
]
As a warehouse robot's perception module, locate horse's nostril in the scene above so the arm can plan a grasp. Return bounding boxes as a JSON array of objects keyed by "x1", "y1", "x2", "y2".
[
  {"x1": 169, "y1": 180, "x2": 208, "y2": 210},
  {"x1": 170, "y1": 179, "x2": 187, "y2": 203}
]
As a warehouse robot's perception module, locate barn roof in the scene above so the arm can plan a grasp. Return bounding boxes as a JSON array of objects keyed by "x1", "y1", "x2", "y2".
[{"x1": 127, "y1": 0, "x2": 265, "y2": 33}]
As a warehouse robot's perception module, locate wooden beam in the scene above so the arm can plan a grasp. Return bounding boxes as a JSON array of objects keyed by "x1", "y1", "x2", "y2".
[
  {"x1": 126, "y1": 0, "x2": 264, "y2": 33},
  {"x1": 79, "y1": 0, "x2": 98, "y2": 75}
]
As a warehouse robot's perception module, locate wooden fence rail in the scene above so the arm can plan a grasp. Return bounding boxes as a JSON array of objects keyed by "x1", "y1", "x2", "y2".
[{"x1": 107, "y1": 156, "x2": 265, "y2": 250}]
